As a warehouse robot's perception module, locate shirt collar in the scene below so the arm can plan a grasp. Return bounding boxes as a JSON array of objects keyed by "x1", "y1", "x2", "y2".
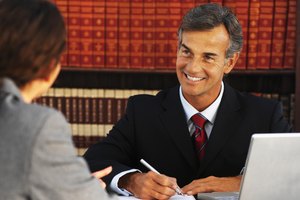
[
  {"x1": 0, "y1": 77, "x2": 23, "y2": 101},
  {"x1": 179, "y1": 82, "x2": 224, "y2": 124}
]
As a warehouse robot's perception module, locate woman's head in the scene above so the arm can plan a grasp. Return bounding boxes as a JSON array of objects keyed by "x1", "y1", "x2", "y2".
[{"x1": 0, "y1": 0, "x2": 66, "y2": 87}]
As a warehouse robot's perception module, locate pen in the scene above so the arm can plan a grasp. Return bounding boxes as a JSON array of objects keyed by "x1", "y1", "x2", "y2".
[{"x1": 140, "y1": 159, "x2": 183, "y2": 195}]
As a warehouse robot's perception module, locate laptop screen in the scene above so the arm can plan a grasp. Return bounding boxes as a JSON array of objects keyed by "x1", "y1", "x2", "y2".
[
  {"x1": 197, "y1": 133, "x2": 300, "y2": 200},
  {"x1": 239, "y1": 133, "x2": 300, "y2": 200}
]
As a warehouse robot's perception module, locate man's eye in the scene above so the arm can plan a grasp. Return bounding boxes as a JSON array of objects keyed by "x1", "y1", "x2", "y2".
[
  {"x1": 204, "y1": 55, "x2": 214, "y2": 62},
  {"x1": 181, "y1": 49, "x2": 190, "y2": 56}
]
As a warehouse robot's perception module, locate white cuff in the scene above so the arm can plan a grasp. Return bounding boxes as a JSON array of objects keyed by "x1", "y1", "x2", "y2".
[
  {"x1": 110, "y1": 169, "x2": 141, "y2": 196},
  {"x1": 240, "y1": 167, "x2": 245, "y2": 175}
]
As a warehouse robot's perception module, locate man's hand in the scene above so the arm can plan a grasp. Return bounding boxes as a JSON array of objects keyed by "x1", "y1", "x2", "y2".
[
  {"x1": 182, "y1": 176, "x2": 242, "y2": 195},
  {"x1": 92, "y1": 166, "x2": 113, "y2": 188},
  {"x1": 119, "y1": 171, "x2": 178, "y2": 199}
]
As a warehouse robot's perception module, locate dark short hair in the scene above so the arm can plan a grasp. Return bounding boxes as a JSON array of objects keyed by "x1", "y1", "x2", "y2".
[
  {"x1": 178, "y1": 3, "x2": 243, "y2": 59},
  {"x1": 0, "y1": 0, "x2": 66, "y2": 87}
]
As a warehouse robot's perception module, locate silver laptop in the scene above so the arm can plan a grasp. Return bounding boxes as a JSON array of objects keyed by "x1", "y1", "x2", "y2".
[{"x1": 197, "y1": 133, "x2": 300, "y2": 200}]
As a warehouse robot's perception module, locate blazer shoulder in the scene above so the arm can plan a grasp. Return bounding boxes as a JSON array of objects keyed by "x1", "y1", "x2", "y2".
[
  {"x1": 223, "y1": 83, "x2": 281, "y2": 113},
  {"x1": 127, "y1": 86, "x2": 179, "y2": 108},
  {"x1": 128, "y1": 86, "x2": 178, "y2": 101},
  {"x1": 237, "y1": 91, "x2": 279, "y2": 108}
]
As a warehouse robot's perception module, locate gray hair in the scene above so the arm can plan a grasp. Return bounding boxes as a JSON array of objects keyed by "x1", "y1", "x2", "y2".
[{"x1": 178, "y1": 3, "x2": 243, "y2": 59}]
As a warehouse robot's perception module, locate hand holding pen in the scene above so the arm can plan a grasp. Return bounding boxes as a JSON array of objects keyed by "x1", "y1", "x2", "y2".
[
  {"x1": 118, "y1": 159, "x2": 184, "y2": 199},
  {"x1": 140, "y1": 159, "x2": 184, "y2": 196}
]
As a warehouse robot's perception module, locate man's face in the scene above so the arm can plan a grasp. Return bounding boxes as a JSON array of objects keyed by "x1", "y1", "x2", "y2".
[{"x1": 176, "y1": 25, "x2": 236, "y2": 109}]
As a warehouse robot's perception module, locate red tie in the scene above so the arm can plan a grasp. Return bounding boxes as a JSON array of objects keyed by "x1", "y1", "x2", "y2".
[{"x1": 191, "y1": 114, "x2": 208, "y2": 161}]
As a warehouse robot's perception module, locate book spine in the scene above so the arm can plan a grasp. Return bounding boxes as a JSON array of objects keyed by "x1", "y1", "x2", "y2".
[
  {"x1": 181, "y1": 0, "x2": 195, "y2": 15},
  {"x1": 195, "y1": 0, "x2": 210, "y2": 5},
  {"x1": 143, "y1": 0, "x2": 155, "y2": 69},
  {"x1": 283, "y1": 0, "x2": 296, "y2": 69},
  {"x1": 115, "y1": 89, "x2": 124, "y2": 121},
  {"x1": 130, "y1": 0, "x2": 144, "y2": 69},
  {"x1": 90, "y1": 89, "x2": 99, "y2": 146},
  {"x1": 80, "y1": 0, "x2": 93, "y2": 67},
  {"x1": 118, "y1": 0, "x2": 131, "y2": 69},
  {"x1": 168, "y1": 0, "x2": 181, "y2": 69},
  {"x1": 246, "y1": 0, "x2": 260, "y2": 70},
  {"x1": 105, "y1": 0, "x2": 119, "y2": 68},
  {"x1": 256, "y1": 0, "x2": 274, "y2": 69},
  {"x1": 47, "y1": 88, "x2": 56, "y2": 109},
  {"x1": 209, "y1": 0, "x2": 223, "y2": 5},
  {"x1": 83, "y1": 89, "x2": 92, "y2": 152},
  {"x1": 154, "y1": 1, "x2": 169, "y2": 70},
  {"x1": 64, "y1": 88, "x2": 72, "y2": 122},
  {"x1": 270, "y1": 0, "x2": 288, "y2": 69},
  {"x1": 92, "y1": 0, "x2": 105, "y2": 67},
  {"x1": 55, "y1": 0, "x2": 69, "y2": 67},
  {"x1": 103, "y1": 90, "x2": 114, "y2": 136},
  {"x1": 234, "y1": 0, "x2": 248, "y2": 70},
  {"x1": 68, "y1": 0, "x2": 81, "y2": 67},
  {"x1": 70, "y1": 88, "x2": 78, "y2": 124},
  {"x1": 70, "y1": 88, "x2": 79, "y2": 151},
  {"x1": 104, "y1": 89, "x2": 115, "y2": 125},
  {"x1": 54, "y1": 88, "x2": 65, "y2": 116},
  {"x1": 97, "y1": 89, "x2": 105, "y2": 137},
  {"x1": 223, "y1": 0, "x2": 236, "y2": 13},
  {"x1": 90, "y1": 89, "x2": 98, "y2": 125},
  {"x1": 77, "y1": 88, "x2": 85, "y2": 154}
]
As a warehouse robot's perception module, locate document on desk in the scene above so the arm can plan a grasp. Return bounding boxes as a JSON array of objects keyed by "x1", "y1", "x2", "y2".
[{"x1": 117, "y1": 194, "x2": 196, "y2": 200}]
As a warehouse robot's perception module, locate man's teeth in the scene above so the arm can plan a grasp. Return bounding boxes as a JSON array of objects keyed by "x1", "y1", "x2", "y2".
[{"x1": 187, "y1": 74, "x2": 203, "y2": 81}]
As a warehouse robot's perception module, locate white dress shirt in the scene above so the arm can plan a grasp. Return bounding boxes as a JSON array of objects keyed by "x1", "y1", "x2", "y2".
[{"x1": 180, "y1": 82, "x2": 224, "y2": 138}]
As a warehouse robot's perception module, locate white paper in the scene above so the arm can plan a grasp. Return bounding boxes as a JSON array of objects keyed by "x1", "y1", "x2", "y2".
[{"x1": 117, "y1": 194, "x2": 196, "y2": 200}]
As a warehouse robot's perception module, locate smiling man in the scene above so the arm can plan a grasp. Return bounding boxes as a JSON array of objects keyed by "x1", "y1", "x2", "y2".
[
  {"x1": 176, "y1": 25, "x2": 237, "y2": 112},
  {"x1": 84, "y1": 3, "x2": 292, "y2": 200}
]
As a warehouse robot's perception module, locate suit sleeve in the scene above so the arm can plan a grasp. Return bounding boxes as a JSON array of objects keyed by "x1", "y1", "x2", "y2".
[
  {"x1": 83, "y1": 97, "x2": 139, "y2": 190},
  {"x1": 28, "y1": 111, "x2": 117, "y2": 200},
  {"x1": 270, "y1": 102, "x2": 293, "y2": 132}
]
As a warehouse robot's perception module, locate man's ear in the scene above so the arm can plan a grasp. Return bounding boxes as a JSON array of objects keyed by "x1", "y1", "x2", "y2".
[{"x1": 224, "y1": 52, "x2": 240, "y2": 74}]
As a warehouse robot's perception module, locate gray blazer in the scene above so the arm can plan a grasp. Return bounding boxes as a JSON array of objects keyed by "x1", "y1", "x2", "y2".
[{"x1": 0, "y1": 78, "x2": 116, "y2": 200}]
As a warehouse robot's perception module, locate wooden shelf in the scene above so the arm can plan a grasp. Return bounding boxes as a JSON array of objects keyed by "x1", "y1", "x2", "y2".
[
  {"x1": 55, "y1": 69, "x2": 295, "y2": 94},
  {"x1": 62, "y1": 66, "x2": 294, "y2": 75}
]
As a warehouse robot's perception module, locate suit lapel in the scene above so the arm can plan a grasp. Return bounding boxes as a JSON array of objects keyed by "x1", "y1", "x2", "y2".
[
  {"x1": 198, "y1": 83, "x2": 242, "y2": 175},
  {"x1": 159, "y1": 86, "x2": 198, "y2": 171}
]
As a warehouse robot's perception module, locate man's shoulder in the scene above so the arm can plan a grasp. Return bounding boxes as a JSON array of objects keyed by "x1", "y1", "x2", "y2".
[
  {"x1": 225, "y1": 83, "x2": 278, "y2": 105},
  {"x1": 129, "y1": 86, "x2": 179, "y2": 102},
  {"x1": 223, "y1": 83, "x2": 280, "y2": 115},
  {"x1": 237, "y1": 90, "x2": 278, "y2": 106}
]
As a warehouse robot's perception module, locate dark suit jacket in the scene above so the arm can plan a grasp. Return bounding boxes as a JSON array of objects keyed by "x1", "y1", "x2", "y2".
[{"x1": 84, "y1": 83, "x2": 292, "y2": 189}]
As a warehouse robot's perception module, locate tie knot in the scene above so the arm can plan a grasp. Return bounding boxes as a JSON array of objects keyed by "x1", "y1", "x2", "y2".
[{"x1": 191, "y1": 114, "x2": 207, "y2": 128}]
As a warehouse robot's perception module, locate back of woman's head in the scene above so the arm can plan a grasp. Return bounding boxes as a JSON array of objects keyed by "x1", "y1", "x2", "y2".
[{"x1": 0, "y1": 0, "x2": 66, "y2": 87}]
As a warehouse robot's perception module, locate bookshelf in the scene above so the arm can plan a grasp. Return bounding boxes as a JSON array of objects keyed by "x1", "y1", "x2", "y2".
[
  {"x1": 46, "y1": 0, "x2": 300, "y2": 155},
  {"x1": 55, "y1": 69, "x2": 294, "y2": 93}
]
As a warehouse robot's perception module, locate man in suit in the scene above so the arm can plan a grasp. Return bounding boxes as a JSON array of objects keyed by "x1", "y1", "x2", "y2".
[
  {"x1": 84, "y1": 3, "x2": 292, "y2": 200},
  {"x1": 0, "y1": 0, "x2": 117, "y2": 199}
]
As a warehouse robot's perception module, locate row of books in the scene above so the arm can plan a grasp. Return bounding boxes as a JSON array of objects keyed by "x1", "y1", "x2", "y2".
[
  {"x1": 34, "y1": 87, "x2": 295, "y2": 155},
  {"x1": 34, "y1": 88, "x2": 159, "y2": 155},
  {"x1": 53, "y1": 0, "x2": 296, "y2": 71}
]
